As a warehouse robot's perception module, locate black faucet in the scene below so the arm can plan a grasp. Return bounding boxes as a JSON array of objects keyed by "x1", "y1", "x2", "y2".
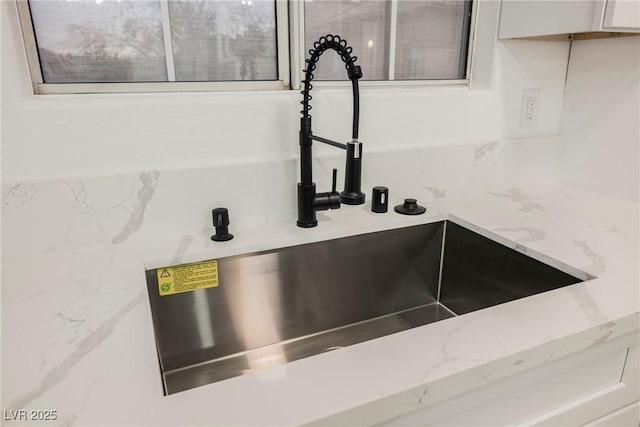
[{"x1": 297, "y1": 34, "x2": 365, "y2": 228}]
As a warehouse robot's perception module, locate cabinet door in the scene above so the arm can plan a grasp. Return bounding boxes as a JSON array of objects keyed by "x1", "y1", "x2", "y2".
[
  {"x1": 379, "y1": 335, "x2": 638, "y2": 427},
  {"x1": 603, "y1": 0, "x2": 640, "y2": 30},
  {"x1": 499, "y1": 1, "x2": 596, "y2": 39},
  {"x1": 532, "y1": 345, "x2": 639, "y2": 426},
  {"x1": 586, "y1": 401, "x2": 640, "y2": 427},
  {"x1": 499, "y1": 0, "x2": 640, "y2": 39}
]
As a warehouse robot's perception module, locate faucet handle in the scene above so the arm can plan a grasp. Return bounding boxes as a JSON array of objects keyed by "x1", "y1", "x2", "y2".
[
  {"x1": 313, "y1": 168, "x2": 341, "y2": 212},
  {"x1": 331, "y1": 168, "x2": 337, "y2": 194}
]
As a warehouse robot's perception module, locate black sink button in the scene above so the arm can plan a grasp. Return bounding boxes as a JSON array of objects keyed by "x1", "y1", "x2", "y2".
[{"x1": 394, "y1": 198, "x2": 426, "y2": 215}]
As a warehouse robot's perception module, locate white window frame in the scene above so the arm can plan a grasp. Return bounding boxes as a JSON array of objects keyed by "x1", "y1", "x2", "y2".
[
  {"x1": 15, "y1": 0, "x2": 476, "y2": 95},
  {"x1": 290, "y1": 0, "x2": 477, "y2": 90},
  {"x1": 15, "y1": 0, "x2": 291, "y2": 94}
]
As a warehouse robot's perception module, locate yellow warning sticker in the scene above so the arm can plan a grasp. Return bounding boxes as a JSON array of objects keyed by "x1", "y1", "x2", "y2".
[{"x1": 157, "y1": 260, "x2": 219, "y2": 296}]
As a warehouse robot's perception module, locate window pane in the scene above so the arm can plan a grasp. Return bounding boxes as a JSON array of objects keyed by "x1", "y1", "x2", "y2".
[
  {"x1": 169, "y1": 0, "x2": 278, "y2": 81},
  {"x1": 395, "y1": 0, "x2": 469, "y2": 80},
  {"x1": 304, "y1": 0, "x2": 390, "y2": 81},
  {"x1": 29, "y1": 0, "x2": 167, "y2": 83}
]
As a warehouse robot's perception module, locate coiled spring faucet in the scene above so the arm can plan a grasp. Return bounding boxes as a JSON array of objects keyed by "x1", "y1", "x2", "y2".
[{"x1": 297, "y1": 34, "x2": 365, "y2": 228}]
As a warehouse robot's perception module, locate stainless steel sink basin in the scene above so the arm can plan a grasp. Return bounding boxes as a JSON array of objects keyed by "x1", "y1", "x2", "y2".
[{"x1": 145, "y1": 221, "x2": 586, "y2": 395}]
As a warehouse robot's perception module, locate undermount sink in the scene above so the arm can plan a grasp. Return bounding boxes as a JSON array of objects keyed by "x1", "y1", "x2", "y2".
[{"x1": 145, "y1": 220, "x2": 587, "y2": 395}]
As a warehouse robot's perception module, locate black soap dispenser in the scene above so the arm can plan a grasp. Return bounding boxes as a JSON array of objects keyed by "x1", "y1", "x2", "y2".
[
  {"x1": 211, "y1": 208, "x2": 234, "y2": 241},
  {"x1": 371, "y1": 186, "x2": 389, "y2": 213}
]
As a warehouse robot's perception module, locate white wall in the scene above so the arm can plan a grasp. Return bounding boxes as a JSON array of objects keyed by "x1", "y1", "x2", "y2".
[
  {"x1": 558, "y1": 36, "x2": 640, "y2": 201},
  {"x1": 1, "y1": 1, "x2": 570, "y2": 183}
]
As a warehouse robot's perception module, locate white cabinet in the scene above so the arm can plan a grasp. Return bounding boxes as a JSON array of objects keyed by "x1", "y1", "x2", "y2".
[
  {"x1": 603, "y1": 0, "x2": 640, "y2": 29},
  {"x1": 499, "y1": 0, "x2": 640, "y2": 40},
  {"x1": 379, "y1": 334, "x2": 639, "y2": 427},
  {"x1": 586, "y1": 402, "x2": 640, "y2": 426}
]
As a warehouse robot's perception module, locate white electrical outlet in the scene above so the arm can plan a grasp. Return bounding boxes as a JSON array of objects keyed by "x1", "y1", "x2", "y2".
[{"x1": 520, "y1": 89, "x2": 540, "y2": 128}]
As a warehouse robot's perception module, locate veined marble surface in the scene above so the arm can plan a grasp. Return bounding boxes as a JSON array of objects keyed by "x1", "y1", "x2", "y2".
[{"x1": 2, "y1": 142, "x2": 638, "y2": 426}]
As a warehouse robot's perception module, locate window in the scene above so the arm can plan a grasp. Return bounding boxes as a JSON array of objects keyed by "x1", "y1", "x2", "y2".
[
  {"x1": 29, "y1": 0, "x2": 169, "y2": 83},
  {"x1": 168, "y1": 1, "x2": 278, "y2": 81},
  {"x1": 16, "y1": 0, "x2": 474, "y2": 94},
  {"x1": 18, "y1": 0, "x2": 288, "y2": 92},
  {"x1": 303, "y1": 1, "x2": 472, "y2": 81}
]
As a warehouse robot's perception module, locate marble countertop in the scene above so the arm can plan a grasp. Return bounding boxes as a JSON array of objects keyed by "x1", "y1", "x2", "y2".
[{"x1": 3, "y1": 184, "x2": 638, "y2": 426}]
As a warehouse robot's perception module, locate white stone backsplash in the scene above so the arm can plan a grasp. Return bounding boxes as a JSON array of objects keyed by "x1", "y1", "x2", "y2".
[{"x1": 2, "y1": 137, "x2": 557, "y2": 259}]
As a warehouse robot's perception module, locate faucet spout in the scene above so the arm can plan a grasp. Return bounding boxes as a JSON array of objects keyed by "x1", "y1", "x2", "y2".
[
  {"x1": 300, "y1": 34, "x2": 362, "y2": 142},
  {"x1": 297, "y1": 34, "x2": 365, "y2": 228}
]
